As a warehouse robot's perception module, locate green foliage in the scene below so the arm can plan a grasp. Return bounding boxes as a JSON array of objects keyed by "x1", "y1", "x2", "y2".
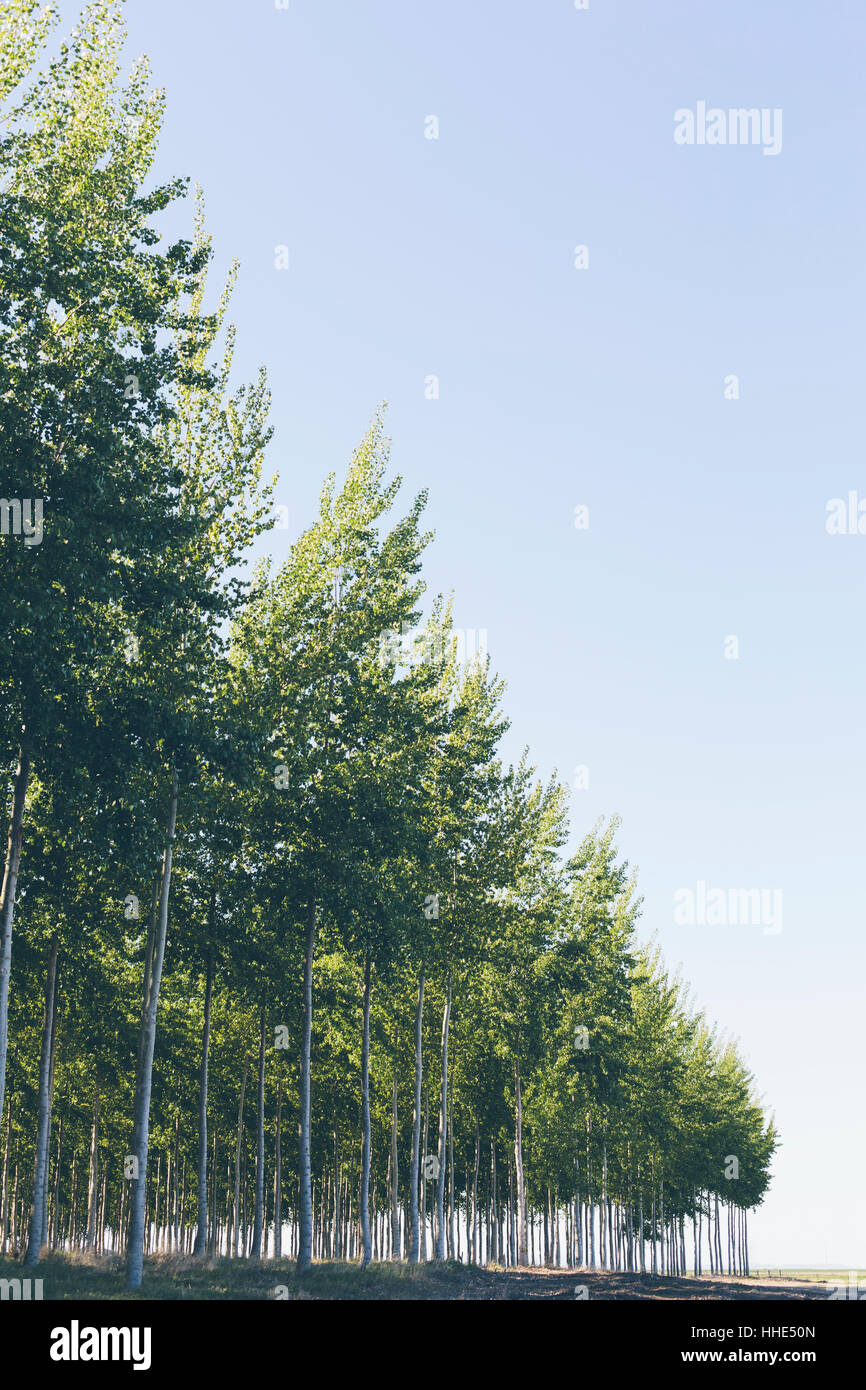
[{"x1": 0, "y1": 1, "x2": 775, "y2": 1283}]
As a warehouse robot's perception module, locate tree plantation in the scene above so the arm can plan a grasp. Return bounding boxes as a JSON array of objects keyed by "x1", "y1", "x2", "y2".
[{"x1": 0, "y1": 2, "x2": 776, "y2": 1296}]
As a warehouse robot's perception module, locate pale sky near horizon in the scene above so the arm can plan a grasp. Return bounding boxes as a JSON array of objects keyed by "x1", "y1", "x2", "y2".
[{"x1": 106, "y1": 0, "x2": 866, "y2": 1267}]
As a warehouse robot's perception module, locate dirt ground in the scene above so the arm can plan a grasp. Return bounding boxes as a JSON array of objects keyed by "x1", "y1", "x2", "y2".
[
  {"x1": 0, "y1": 1253, "x2": 834, "y2": 1300},
  {"x1": 399, "y1": 1266, "x2": 832, "y2": 1301}
]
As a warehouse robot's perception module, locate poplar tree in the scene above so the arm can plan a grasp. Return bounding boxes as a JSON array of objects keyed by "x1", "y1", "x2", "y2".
[{"x1": 0, "y1": 0, "x2": 209, "y2": 1131}]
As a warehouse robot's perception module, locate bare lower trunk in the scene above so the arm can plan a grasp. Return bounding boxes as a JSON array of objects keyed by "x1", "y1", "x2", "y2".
[
  {"x1": 408, "y1": 963, "x2": 425, "y2": 1263},
  {"x1": 744, "y1": 1207, "x2": 749, "y2": 1276},
  {"x1": 0, "y1": 748, "x2": 30, "y2": 1130},
  {"x1": 471, "y1": 1122, "x2": 480, "y2": 1264},
  {"x1": 125, "y1": 771, "x2": 179, "y2": 1291},
  {"x1": 514, "y1": 1049, "x2": 528, "y2": 1265},
  {"x1": 231, "y1": 1058, "x2": 249, "y2": 1257},
  {"x1": 193, "y1": 946, "x2": 214, "y2": 1256},
  {"x1": 420, "y1": 1090, "x2": 429, "y2": 1261},
  {"x1": 434, "y1": 972, "x2": 451, "y2": 1260},
  {"x1": 84, "y1": 1088, "x2": 100, "y2": 1251},
  {"x1": 251, "y1": 999, "x2": 266, "y2": 1258},
  {"x1": 639, "y1": 1182, "x2": 645, "y2": 1274},
  {"x1": 359, "y1": 948, "x2": 372, "y2": 1268},
  {"x1": 274, "y1": 1078, "x2": 283, "y2": 1259},
  {"x1": 296, "y1": 899, "x2": 316, "y2": 1274},
  {"x1": 390, "y1": 1067, "x2": 400, "y2": 1258},
  {"x1": 448, "y1": 1086, "x2": 455, "y2": 1257},
  {"x1": 1, "y1": 1099, "x2": 11, "y2": 1253},
  {"x1": 23, "y1": 933, "x2": 58, "y2": 1265},
  {"x1": 601, "y1": 1138, "x2": 608, "y2": 1269},
  {"x1": 490, "y1": 1140, "x2": 498, "y2": 1264}
]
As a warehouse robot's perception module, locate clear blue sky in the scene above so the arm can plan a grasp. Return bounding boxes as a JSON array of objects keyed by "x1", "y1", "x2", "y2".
[{"x1": 117, "y1": 0, "x2": 864, "y2": 1268}]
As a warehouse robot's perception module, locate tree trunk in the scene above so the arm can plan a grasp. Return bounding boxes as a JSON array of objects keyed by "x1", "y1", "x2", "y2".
[
  {"x1": 179, "y1": 1155, "x2": 186, "y2": 1254},
  {"x1": 193, "y1": 946, "x2": 214, "y2": 1256},
  {"x1": 231, "y1": 1057, "x2": 249, "y2": 1257},
  {"x1": 296, "y1": 899, "x2": 316, "y2": 1274},
  {"x1": 68, "y1": 1149, "x2": 78, "y2": 1250},
  {"x1": 490, "y1": 1140, "x2": 498, "y2": 1264},
  {"x1": 274, "y1": 1079, "x2": 283, "y2": 1259},
  {"x1": 10, "y1": 1152, "x2": 19, "y2": 1254},
  {"x1": 0, "y1": 747, "x2": 30, "y2": 1130},
  {"x1": 639, "y1": 1182, "x2": 645, "y2": 1274},
  {"x1": 24, "y1": 933, "x2": 59, "y2": 1265},
  {"x1": 359, "y1": 948, "x2": 372, "y2": 1268},
  {"x1": 408, "y1": 963, "x2": 425, "y2": 1263},
  {"x1": 514, "y1": 1049, "x2": 528, "y2": 1266},
  {"x1": 0, "y1": 1097, "x2": 11, "y2": 1253},
  {"x1": 332, "y1": 1135, "x2": 340, "y2": 1260},
  {"x1": 390, "y1": 1066, "x2": 400, "y2": 1258},
  {"x1": 600, "y1": 1136, "x2": 608, "y2": 1269},
  {"x1": 97, "y1": 1171, "x2": 107, "y2": 1255},
  {"x1": 448, "y1": 1081, "x2": 455, "y2": 1258},
  {"x1": 421, "y1": 1089, "x2": 429, "y2": 1261},
  {"x1": 45, "y1": 966, "x2": 60, "y2": 1250},
  {"x1": 251, "y1": 998, "x2": 266, "y2": 1258},
  {"x1": 434, "y1": 972, "x2": 451, "y2": 1260},
  {"x1": 471, "y1": 1122, "x2": 480, "y2": 1264},
  {"x1": 126, "y1": 770, "x2": 178, "y2": 1290},
  {"x1": 208, "y1": 1132, "x2": 218, "y2": 1257},
  {"x1": 744, "y1": 1207, "x2": 750, "y2": 1276},
  {"x1": 85, "y1": 1086, "x2": 100, "y2": 1250}
]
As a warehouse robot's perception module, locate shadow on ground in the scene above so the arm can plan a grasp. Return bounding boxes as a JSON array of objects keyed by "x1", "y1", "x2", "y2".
[{"x1": 0, "y1": 1254, "x2": 834, "y2": 1301}]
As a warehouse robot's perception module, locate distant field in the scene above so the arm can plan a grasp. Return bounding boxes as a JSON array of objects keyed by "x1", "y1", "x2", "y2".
[
  {"x1": 750, "y1": 1269, "x2": 864, "y2": 1285},
  {"x1": 0, "y1": 1255, "x2": 842, "y2": 1301}
]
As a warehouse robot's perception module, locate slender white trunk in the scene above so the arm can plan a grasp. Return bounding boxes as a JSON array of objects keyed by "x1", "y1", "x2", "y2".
[
  {"x1": 744, "y1": 1207, "x2": 750, "y2": 1275},
  {"x1": 421, "y1": 1089, "x2": 429, "y2": 1260},
  {"x1": 251, "y1": 1000, "x2": 266, "y2": 1258},
  {"x1": 273, "y1": 1078, "x2": 283, "y2": 1260},
  {"x1": 296, "y1": 899, "x2": 316, "y2": 1274},
  {"x1": 193, "y1": 946, "x2": 214, "y2": 1256},
  {"x1": 639, "y1": 1182, "x2": 645, "y2": 1274},
  {"x1": 125, "y1": 772, "x2": 178, "y2": 1290},
  {"x1": 471, "y1": 1122, "x2": 480, "y2": 1264},
  {"x1": 231, "y1": 1058, "x2": 249, "y2": 1257},
  {"x1": 514, "y1": 1050, "x2": 528, "y2": 1265},
  {"x1": 448, "y1": 1084, "x2": 455, "y2": 1257},
  {"x1": 434, "y1": 973, "x2": 451, "y2": 1260},
  {"x1": 601, "y1": 1138, "x2": 608, "y2": 1269},
  {"x1": 0, "y1": 748, "x2": 30, "y2": 1130},
  {"x1": 1, "y1": 1099, "x2": 12, "y2": 1253},
  {"x1": 408, "y1": 964, "x2": 425, "y2": 1263},
  {"x1": 490, "y1": 1140, "x2": 498, "y2": 1264},
  {"x1": 360, "y1": 948, "x2": 372, "y2": 1268},
  {"x1": 24, "y1": 933, "x2": 58, "y2": 1265},
  {"x1": 390, "y1": 1067, "x2": 400, "y2": 1258},
  {"x1": 587, "y1": 1117, "x2": 595, "y2": 1269}
]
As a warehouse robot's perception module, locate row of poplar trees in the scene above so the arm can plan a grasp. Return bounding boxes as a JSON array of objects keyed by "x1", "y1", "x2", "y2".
[{"x1": 0, "y1": 1, "x2": 775, "y2": 1291}]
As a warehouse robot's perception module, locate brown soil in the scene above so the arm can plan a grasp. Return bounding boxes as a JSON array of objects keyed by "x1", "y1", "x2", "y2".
[{"x1": 396, "y1": 1266, "x2": 831, "y2": 1301}]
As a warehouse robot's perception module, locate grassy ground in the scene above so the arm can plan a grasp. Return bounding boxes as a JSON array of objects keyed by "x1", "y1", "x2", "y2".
[
  {"x1": 0, "y1": 1253, "x2": 842, "y2": 1300},
  {"x1": 751, "y1": 1268, "x2": 864, "y2": 1284}
]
